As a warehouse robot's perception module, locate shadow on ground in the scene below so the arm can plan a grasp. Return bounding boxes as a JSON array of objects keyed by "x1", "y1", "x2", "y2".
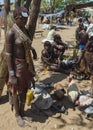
[
  {"x1": 0, "y1": 94, "x2": 8, "y2": 105},
  {"x1": 40, "y1": 72, "x2": 68, "y2": 84}
]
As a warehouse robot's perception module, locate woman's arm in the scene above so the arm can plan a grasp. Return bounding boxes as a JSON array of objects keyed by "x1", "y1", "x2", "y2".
[{"x1": 6, "y1": 29, "x2": 18, "y2": 86}]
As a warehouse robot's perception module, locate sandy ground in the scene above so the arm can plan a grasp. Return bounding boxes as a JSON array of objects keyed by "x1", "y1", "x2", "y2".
[{"x1": 0, "y1": 22, "x2": 93, "y2": 130}]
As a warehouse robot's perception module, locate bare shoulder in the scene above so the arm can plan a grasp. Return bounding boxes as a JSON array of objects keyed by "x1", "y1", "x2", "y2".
[
  {"x1": 6, "y1": 27, "x2": 15, "y2": 44},
  {"x1": 42, "y1": 49, "x2": 47, "y2": 54}
]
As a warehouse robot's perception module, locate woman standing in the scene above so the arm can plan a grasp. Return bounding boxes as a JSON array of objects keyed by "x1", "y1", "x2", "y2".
[{"x1": 6, "y1": 7, "x2": 35, "y2": 127}]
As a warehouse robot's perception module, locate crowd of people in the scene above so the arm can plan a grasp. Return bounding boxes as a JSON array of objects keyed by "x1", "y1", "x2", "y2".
[
  {"x1": 39, "y1": 8, "x2": 91, "y2": 27},
  {"x1": 40, "y1": 9, "x2": 93, "y2": 119}
]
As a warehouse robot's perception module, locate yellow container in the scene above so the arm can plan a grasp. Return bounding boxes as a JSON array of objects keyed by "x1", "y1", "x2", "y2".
[
  {"x1": 26, "y1": 89, "x2": 34, "y2": 106},
  {"x1": 44, "y1": 66, "x2": 49, "y2": 71}
]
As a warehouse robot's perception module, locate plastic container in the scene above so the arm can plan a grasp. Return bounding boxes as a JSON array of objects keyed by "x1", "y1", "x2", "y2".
[
  {"x1": 44, "y1": 66, "x2": 49, "y2": 71},
  {"x1": 26, "y1": 89, "x2": 34, "y2": 106}
]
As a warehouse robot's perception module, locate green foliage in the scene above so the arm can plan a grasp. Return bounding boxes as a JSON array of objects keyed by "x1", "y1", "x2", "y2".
[
  {"x1": 50, "y1": 0, "x2": 63, "y2": 9},
  {"x1": 41, "y1": 0, "x2": 63, "y2": 13},
  {"x1": 41, "y1": 0, "x2": 86, "y2": 12},
  {"x1": 41, "y1": 0, "x2": 50, "y2": 10},
  {"x1": 50, "y1": 0, "x2": 64, "y2": 12}
]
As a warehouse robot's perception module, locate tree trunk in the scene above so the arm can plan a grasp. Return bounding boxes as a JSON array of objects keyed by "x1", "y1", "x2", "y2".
[
  {"x1": 0, "y1": 0, "x2": 10, "y2": 96},
  {"x1": 15, "y1": 0, "x2": 21, "y2": 8},
  {"x1": 4, "y1": 0, "x2": 10, "y2": 35},
  {"x1": 27, "y1": 0, "x2": 41, "y2": 41},
  {"x1": 0, "y1": 0, "x2": 41, "y2": 97},
  {"x1": 24, "y1": 0, "x2": 32, "y2": 11},
  {"x1": 50, "y1": 0, "x2": 55, "y2": 13},
  {"x1": 0, "y1": 47, "x2": 8, "y2": 97},
  {"x1": 4, "y1": 0, "x2": 10, "y2": 14}
]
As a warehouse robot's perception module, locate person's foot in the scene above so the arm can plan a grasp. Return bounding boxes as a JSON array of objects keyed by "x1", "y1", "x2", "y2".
[
  {"x1": 20, "y1": 112, "x2": 32, "y2": 122},
  {"x1": 16, "y1": 116, "x2": 25, "y2": 127}
]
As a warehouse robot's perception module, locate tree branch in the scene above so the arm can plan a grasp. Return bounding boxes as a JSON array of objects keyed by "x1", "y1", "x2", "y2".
[
  {"x1": 15, "y1": 0, "x2": 21, "y2": 8},
  {"x1": 27, "y1": 0, "x2": 41, "y2": 41}
]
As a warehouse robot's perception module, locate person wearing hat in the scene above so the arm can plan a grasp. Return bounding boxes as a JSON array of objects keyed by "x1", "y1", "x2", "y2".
[{"x1": 5, "y1": 7, "x2": 36, "y2": 127}]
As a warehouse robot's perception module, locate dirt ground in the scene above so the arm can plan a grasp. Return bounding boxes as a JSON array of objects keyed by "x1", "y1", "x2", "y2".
[{"x1": 0, "y1": 22, "x2": 93, "y2": 130}]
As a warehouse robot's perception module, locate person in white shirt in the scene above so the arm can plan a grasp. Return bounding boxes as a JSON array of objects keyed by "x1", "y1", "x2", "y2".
[
  {"x1": 42, "y1": 26, "x2": 56, "y2": 44},
  {"x1": 47, "y1": 26, "x2": 56, "y2": 41}
]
